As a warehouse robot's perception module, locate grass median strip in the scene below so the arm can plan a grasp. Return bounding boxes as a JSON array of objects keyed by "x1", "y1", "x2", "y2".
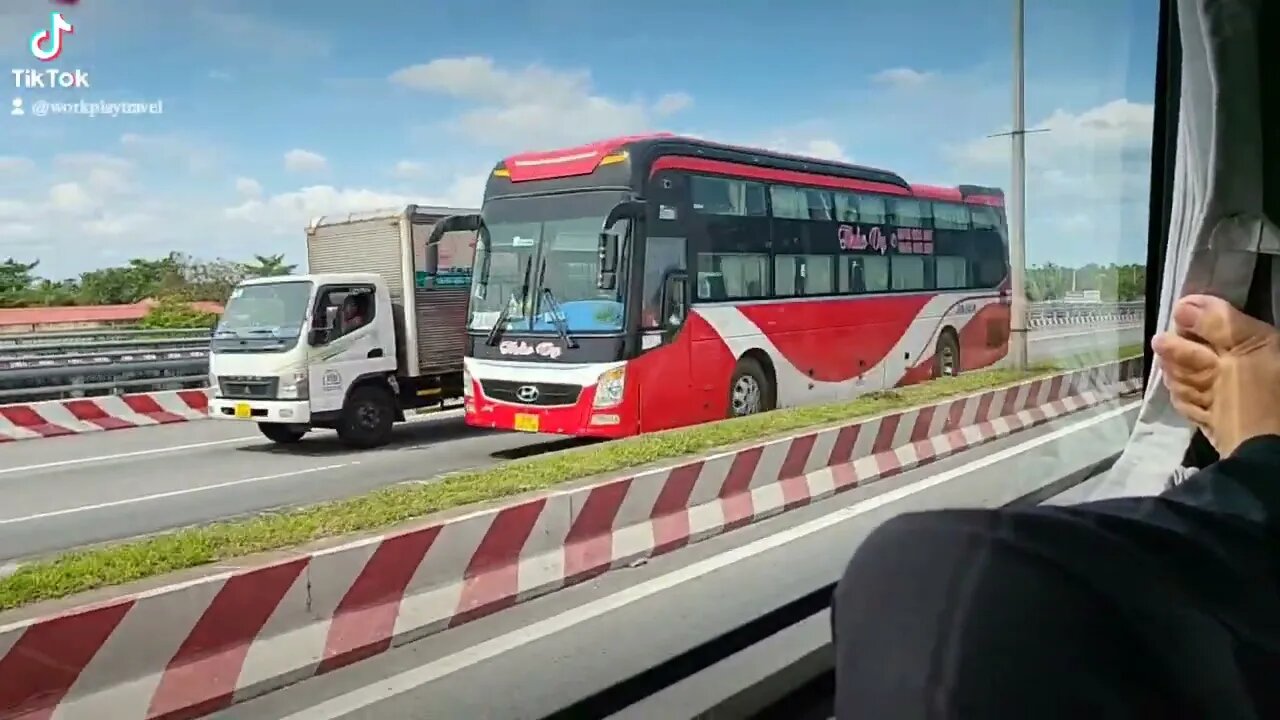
[{"x1": 0, "y1": 347, "x2": 1143, "y2": 613}]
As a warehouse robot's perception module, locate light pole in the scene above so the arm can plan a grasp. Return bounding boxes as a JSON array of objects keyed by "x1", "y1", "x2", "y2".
[{"x1": 1007, "y1": 0, "x2": 1030, "y2": 370}]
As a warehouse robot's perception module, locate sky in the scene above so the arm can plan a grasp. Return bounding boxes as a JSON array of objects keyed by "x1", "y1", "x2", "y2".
[{"x1": 0, "y1": 0, "x2": 1159, "y2": 280}]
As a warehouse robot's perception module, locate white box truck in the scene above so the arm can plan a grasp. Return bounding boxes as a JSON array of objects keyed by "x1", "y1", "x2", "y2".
[{"x1": 207, "y1": 205, "x2": 479, "y2": 448}]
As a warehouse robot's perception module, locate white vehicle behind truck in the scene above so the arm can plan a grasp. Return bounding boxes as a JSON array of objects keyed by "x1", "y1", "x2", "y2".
[{"x1": 207, "y1": 205, "x2": 480, "y2": 448}]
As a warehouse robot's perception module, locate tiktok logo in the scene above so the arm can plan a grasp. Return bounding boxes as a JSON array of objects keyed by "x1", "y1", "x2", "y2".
[{"x1": 30, "y1": 12, "x2": 74, "y2": 62}]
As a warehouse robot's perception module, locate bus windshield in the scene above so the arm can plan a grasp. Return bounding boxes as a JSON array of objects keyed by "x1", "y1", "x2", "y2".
[{"x1": 468, "y1": 191, "x2": 629, "y2": 334}]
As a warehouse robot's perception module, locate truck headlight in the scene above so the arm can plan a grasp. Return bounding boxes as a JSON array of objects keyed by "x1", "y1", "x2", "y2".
[
  {"x1": 278, "y1": 370, "x2": 309, "y2": 400},
  {"x1": 593, "y1": 367, "x2": 625, "y2": 408}
]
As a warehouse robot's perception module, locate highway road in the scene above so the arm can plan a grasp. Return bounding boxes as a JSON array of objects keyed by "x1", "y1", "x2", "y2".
[
  {"x1": 0, "y1": 323, "x2": 1143, "y2": 565},
  {"x1": 215, "y1": 398, "x2": 1141, "y2": 719}
]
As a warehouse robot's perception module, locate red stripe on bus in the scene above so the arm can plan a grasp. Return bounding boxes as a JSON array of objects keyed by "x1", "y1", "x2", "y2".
[
  {"x1": 965, "y1": 194, "x2": 1005, "y2": 207},
  {"x1": 910, "y1": 184, "x2": 963, "y2": 202},
  {"x1": 650, "y1": 156, "x2": 912, "y2": 196}
]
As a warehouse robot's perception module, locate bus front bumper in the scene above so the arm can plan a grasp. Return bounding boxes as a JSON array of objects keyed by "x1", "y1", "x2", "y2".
[
  {"x1": 209, "y1": 398, "x2": 312, "y2": 424},
  {"x1": 465, "y1": 395, "x2": 634, "y2": 438}
]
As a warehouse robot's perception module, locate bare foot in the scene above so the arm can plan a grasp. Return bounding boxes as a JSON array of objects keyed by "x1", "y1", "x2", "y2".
[{"x1": 1152, "y1": 295, "x2": 1280, "y2": 457}]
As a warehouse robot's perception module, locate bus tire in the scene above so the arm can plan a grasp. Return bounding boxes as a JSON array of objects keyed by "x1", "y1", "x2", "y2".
[
  {"x1": 728, "y1": 357, "x2": 773, "y2": 418},
  {"x1": 338, "y1": 383, "x2": 396, "y2": 449},
  {"x1": 934, "y1": 331, "x2": 961, "y2": 378},
  {"x1": 259, "y1": 423, "x2": 306, "y2": 444}
]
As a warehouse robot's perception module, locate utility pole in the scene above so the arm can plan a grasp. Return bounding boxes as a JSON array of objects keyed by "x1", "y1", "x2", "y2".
[{"x1": 1007, "y1": 0, "x2": 1030, "y2": 370}]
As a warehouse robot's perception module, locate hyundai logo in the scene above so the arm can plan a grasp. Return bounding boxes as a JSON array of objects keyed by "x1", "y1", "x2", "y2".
[{"x1": 515, "y1": 385, "x2": 540, "y2": 403}]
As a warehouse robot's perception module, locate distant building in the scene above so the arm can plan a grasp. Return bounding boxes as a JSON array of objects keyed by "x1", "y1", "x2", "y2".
[{"x1": 0, "y1": 299, "x2": 224, "y2": 334}]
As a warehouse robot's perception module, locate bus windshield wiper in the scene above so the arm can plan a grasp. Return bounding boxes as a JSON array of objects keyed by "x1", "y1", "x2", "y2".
[
  {"x1": 485, "y1": 254, "x2": 534, "y2": 346},
  {"x1": 541, "y1": 287, "x2": 579, "y2": 349}
]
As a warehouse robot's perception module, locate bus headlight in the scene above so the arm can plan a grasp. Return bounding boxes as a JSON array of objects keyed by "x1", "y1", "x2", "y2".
[
  {"x1": 593, "y1": 367, "x2": 625, "y2": 408},
  {"x1": 278, "y1": 370, "x2": 309, "y2": 400}
]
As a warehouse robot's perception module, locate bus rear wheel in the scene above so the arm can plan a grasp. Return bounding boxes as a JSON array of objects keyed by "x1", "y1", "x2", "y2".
[
  {"x1": 934, "y1": 332, "x2": 961, "y2": 378},
  {"x1": 728, "y1": 357, "x2": 773, "y2": 418}
]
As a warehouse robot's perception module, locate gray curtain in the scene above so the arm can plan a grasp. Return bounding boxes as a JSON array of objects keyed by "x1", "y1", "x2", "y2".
[{"x1": 1087, "y1": 0, "x2": 1276, "y2": 499}]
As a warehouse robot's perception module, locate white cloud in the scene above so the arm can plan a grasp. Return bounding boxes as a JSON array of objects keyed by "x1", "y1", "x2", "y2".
[
  {"x1": 48, "y1": 183, "x2": 99, "y2": 216},
  {"x1": 283, "y1": 149, "x2": 329, "y2": 174},
  {"x1": 209, "y1": 70, "x2": 232, "y2": 81},
  {"x1": 872, "y1": 67, "x2": 934, "y2": 89},
  {"x1": 119, "y1": 133, "x2": 218, "y2": 173},
  {"x1": 392, "y1": 160, "x2": 428, "y2": 180},
  {"x1": 764, "y1": 137, "x2": 850, "y2": 162},
  {"x1": 390, "y1": 56, "x2": 691, "y2": 149},
  {"x1": 949, "y1": 99, "x2": 1154, "y2": 169},
  {"x1": 0, "y1": 157, "x2": 34, "y2": 175},
  {"x1": 234, "y1": 177, "x2": 263, "y2": 199},
  {"x1": 191, "y1": 8, "x2": 331, "y2": 59}
]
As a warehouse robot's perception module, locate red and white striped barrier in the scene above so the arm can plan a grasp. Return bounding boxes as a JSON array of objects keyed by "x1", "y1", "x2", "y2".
[
  {"x1": 0, "y1": 390, "x2": 210, "y2": 442},
  {"x1": 0, "y1": 359, "x2": 1142, "y2": 719}
]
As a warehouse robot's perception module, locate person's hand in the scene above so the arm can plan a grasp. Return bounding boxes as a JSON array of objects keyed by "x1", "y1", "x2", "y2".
[{"x1": 1152, "y1": 294, "x2": 1280, "y2": 456}]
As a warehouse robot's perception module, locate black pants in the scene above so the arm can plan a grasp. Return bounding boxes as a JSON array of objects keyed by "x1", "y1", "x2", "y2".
[{"x1": 831, "y1": 435, "x2": 1280, "y2": 719}]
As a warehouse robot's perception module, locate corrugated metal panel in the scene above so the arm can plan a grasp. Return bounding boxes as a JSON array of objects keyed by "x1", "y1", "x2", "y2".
[
  {"x1": 307, "y1": 216, "x2": 407, "y2": 302},
  {"x1": 415, "y1": 287, "x2": 470, "y2": 374}
]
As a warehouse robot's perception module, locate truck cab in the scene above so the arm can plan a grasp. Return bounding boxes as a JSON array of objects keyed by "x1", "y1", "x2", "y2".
[{"x1": 207, "y1": 205, "x2": 478, "y2": 448}]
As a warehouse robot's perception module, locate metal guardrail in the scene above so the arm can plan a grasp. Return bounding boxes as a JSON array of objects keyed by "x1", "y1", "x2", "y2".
[{"x1": 0, "y1": 301, "x2": 1145, "y2": 403}]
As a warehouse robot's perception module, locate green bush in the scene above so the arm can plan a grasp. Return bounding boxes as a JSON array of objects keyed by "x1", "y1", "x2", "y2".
[{"x1": 138, "y1": 296, "x2": 219, "y2": 329}]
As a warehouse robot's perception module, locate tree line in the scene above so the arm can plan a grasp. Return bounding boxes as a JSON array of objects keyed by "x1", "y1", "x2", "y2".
[
  {"x1": 0, "y1": 254, "x2": 1145, "y2": 329},
  {"x1": 1025, "y1": 263, "x2": 1145, "y2": 302},
  {"x1": 0, "y1": 252, "x2": 297, "y2": 329}
]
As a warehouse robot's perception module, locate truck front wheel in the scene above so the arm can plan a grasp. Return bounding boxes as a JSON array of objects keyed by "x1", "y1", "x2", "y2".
[
  {"x1": 259, "y1": 423, "x2": 306, "y2": 444},
  {"x1": 338, "y1": 384, "x2": 396, "y2": 449}
]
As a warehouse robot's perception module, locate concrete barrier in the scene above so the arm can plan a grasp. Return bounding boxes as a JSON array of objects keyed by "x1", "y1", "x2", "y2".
[
  {"x1": 0, "y1": 390, "x2": 210, "y2": 442},
  {"x1": 0, "y1": 358, "x2": 1142, "y2": 719}
]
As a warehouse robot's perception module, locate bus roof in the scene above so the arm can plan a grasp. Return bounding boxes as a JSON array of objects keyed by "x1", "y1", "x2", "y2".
[{"x1": 493, "y1": 134, "x2": 1003, "y2": 206}]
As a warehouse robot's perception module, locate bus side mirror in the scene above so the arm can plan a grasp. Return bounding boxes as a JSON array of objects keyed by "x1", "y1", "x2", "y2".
[
  {"x1": 597, "y1": 232, "x2": 619, "y2": 289},
  {"x1": 661, "y1": 273, "x2": 688, "y2": 327},
  {"x1": 425, "y1": 214, "x2": 482, "y2": 246}
]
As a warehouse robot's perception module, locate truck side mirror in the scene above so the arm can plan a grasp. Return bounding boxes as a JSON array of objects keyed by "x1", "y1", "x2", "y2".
[
  {"x1": 597, "y1": 232, "x2": 619, "y2": 290},
  {"x1": 310, "y1": 306, "x2": 338, "y2": 345}
]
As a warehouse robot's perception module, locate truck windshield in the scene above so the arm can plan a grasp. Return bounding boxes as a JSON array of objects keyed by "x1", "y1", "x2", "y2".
[
  {"x1": 468, "y1": 191, "x2": 628, "y2": 334},
  {"x1": 216, "y1": 281, "x2": 313, "y2": 338}
]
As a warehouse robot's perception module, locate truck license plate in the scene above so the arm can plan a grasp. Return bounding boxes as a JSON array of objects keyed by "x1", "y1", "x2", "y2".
[
  {"x1": 234, "y1": 403, "x2": 252, "y2": 419},
  {"x1": 513, "y1": 413, "x2": 539, "y2": 432}
]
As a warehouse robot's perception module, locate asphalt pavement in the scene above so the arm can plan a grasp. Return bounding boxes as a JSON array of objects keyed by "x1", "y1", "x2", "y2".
[{"x1": 0, "y1": 323, "x2": 1143, "y2": 564}]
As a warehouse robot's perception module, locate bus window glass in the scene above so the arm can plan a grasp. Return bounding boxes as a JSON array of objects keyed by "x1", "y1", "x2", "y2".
[
  {"x1": 858, "y1": 195, "x2": 888, "y2": 224},
  {"x1": 892, "y1": 255, "x2": 927, "y2": 290},
  {"x1": 936, "y1": 256, "x2": 969, "y2": 288},
  {"x1": 971, "y1": 205, "x2": 1001, "y2": 230},
  {"x1": 833, "y1": 192, "x2": 860, "y2": 222},
  {"x1": 891, "y1": 199, "x2": 930, "y2": 229},
  {"x1": 697, "y1": 252, "x2": 769, "y2": 300},
  {"x1": 776, "y1": 254, "x2": 837, "y2": 296},
  {"x1": 932, "y1": 202, "x2": 971, "y2": 230},
  {"x1": 770, "y1": 185, "x2": 807, "y2": 220},
  {"x1": 691, "y1": 176, "x2": 767, "y2": 217}
]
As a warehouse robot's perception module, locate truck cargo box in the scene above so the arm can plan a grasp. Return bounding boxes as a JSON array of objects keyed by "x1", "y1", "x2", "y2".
[{"x1": 306, "y1": 204, "x2": 479, "y2": 377}]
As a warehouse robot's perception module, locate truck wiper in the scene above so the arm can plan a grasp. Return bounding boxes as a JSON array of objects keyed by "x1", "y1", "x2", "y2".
[{"x1": 541, "y1": 287, "x2": 578, "y2": 349}]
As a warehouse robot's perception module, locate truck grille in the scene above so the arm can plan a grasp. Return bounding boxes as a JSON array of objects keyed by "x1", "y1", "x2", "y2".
[
  {"x1": 480, "y1": 379, "x2": 582, "y2": 407},
  {"x1": 217, "y1": 376, "x2": 280, "y2": 400}
]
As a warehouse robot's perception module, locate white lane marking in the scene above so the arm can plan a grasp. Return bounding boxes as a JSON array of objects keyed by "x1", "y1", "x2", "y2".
[
  {"x1": 0, "y1": 463, "x2": 357, "y2": 525},
  {"x1": 0, "y1": 408, "x2": 465, "y2": 477},
  {"x1": 279, "y1": 401, "x2": 1139, "y2": 720}
]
